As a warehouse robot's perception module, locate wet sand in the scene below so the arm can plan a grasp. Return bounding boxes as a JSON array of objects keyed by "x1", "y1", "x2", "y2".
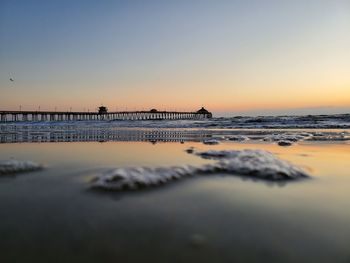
[{"x1": 0, "y1": 130, "x2": 350, "y2": 262}]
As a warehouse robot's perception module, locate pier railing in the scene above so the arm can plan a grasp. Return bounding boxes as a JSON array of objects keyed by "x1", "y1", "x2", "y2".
[{"x1": 0, "y1": 110, "x2": 212, "y2": 122}]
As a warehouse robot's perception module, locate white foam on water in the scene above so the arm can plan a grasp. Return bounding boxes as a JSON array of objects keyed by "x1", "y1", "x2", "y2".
[
  {"x1": 262, "y1": 133, "x2": 311, "y2": 142},
  {"x1": 307, "y1": 134, "x2": 350, "y2": 141},
  {"x1": 91, "y1": 150, "x2": 309, "y2": 191},
  {"x1": 0, "y1": 159, "x2": 43, "y2": 175},
  {"x1": 203, "y1": 139, "x2": 220, "y2": 145},
  {"x1": 226, "y1": 135, "x2": 249, "y2": 141}
]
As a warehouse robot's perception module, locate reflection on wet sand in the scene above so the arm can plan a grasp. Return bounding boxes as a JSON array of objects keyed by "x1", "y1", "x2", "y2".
[
  {"x1": 0, "y1": 127, "x2": 213, "y2": 143},
  {"x1": 1, "y1": 125, "x2": 349, "y2": 144}
]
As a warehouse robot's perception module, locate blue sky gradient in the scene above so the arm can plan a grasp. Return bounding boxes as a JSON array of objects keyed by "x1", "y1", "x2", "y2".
[{"x1": 1, "y1": 0, "x2": 349, "y2": 116}]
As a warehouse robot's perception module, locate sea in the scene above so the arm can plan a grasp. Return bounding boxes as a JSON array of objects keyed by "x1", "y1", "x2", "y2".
[{"x1": 0, "y1": 114, "x2": 350, "y2": 263}]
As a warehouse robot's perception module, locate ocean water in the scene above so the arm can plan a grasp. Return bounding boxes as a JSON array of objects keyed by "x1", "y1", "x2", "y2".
[
  {"x1": 0, "y1": 124, "x2": 350, "y2": 262},
  {"x1": 1, "y1": 113, "x2": 350, "y2": 130}
]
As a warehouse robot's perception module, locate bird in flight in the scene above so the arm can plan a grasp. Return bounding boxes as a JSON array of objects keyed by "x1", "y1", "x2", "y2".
[{"x1": 10, "y1": 78, "x2": 14, "y2": 82}]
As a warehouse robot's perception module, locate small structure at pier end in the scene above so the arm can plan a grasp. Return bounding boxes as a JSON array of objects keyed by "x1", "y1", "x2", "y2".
[
  {"x1": 0, "y1": 107, "x2": 213, "y2": 122},
  {"x1": 98, "y1": 106, "x2": 108, "y2": 114},
  {"x1": 196, "y1": 107, "x2": 212, "y2": 118}
]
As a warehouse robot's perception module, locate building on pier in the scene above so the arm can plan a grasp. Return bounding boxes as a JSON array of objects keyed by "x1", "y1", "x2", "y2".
[
  {"x1": 98, "y1": 106, "x2": 108, "y2": 114},
  {"x1": 196, "y1": 107, "x2": 211, "y2": 116}
]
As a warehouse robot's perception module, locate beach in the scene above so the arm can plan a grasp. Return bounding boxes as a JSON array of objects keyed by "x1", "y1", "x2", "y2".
[
  {"x1": 1, "y1": 121, "x2": 350, "y2": 262},
  {"x1": 2, "y1": 0, "x2": 349, "y2": 261}
]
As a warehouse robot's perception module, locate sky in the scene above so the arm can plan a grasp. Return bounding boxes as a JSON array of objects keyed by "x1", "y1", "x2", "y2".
[{"x1": 0, "y1": 0, "x2": 349, "y2": 116}]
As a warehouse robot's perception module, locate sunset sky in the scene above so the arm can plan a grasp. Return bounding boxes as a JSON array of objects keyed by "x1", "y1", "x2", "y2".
[{"x1": 1, "y1": 0, "x2": 349, "y2": 116}]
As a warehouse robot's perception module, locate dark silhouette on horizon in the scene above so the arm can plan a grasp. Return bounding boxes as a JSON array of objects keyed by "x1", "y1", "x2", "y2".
[{"x1": 0, "y1": 106, "x2": 213, "y2": 122}]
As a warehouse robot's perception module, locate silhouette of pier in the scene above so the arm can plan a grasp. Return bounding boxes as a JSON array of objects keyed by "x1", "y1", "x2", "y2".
[{"x1": 0, "y1": 107, "x2": 212, "y2": 122}]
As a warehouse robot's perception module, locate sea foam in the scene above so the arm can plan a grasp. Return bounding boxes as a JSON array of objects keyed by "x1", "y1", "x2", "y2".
[
  {"x1": 91, "y1": 150, "x2": 308, "y2": 191},
  {"x1": 0, "y1": 159, "x2": 43, "y2": 175}
]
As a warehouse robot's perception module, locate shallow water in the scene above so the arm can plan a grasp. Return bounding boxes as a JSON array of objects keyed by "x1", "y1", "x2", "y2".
[{"x1": 1, "y1": 128, "x2": 350, "y2": 262}]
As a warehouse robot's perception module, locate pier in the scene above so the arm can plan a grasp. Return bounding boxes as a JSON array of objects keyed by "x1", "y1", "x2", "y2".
[{"x1": 0, "y1": 107, "x2": 212, "y2": 122}]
